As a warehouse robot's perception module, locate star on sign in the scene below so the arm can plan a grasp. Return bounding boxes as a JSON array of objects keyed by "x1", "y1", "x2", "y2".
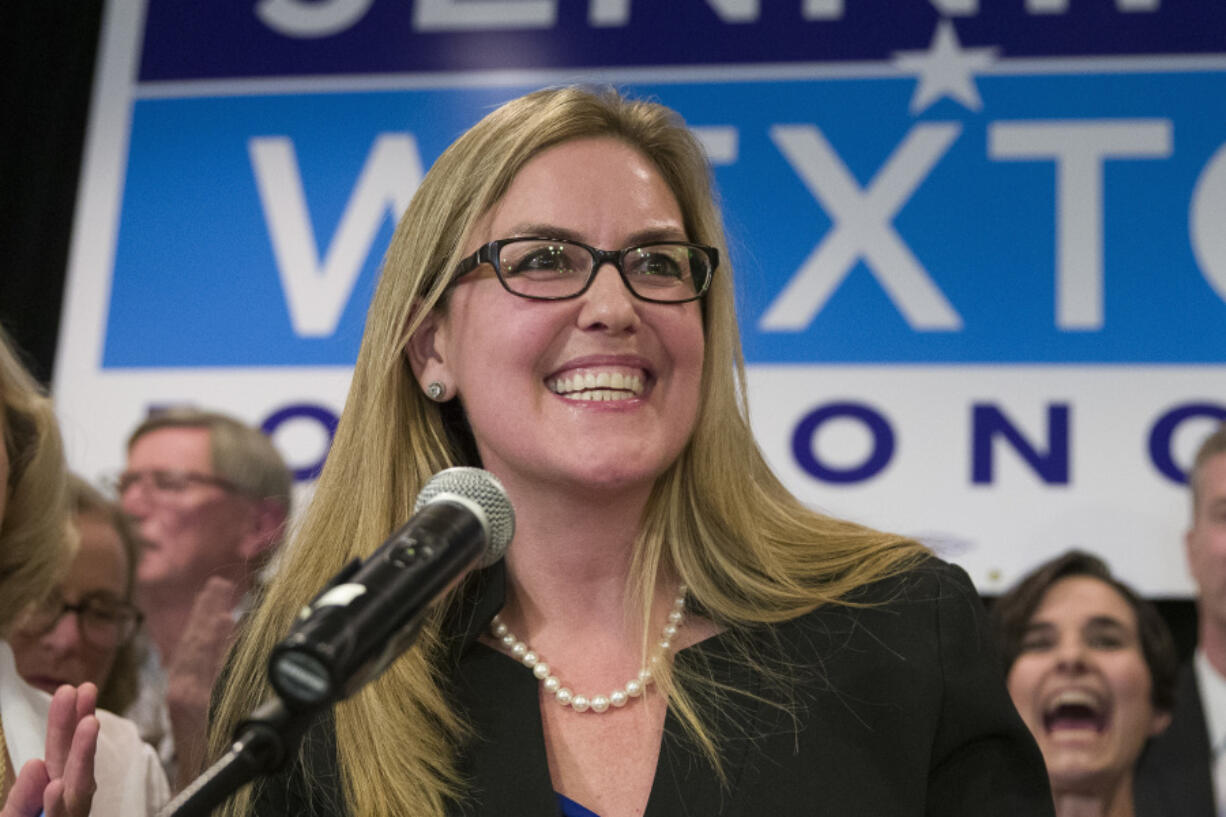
[{"x1": 892, "y1": 20, "x2": 999, "y2": 115}]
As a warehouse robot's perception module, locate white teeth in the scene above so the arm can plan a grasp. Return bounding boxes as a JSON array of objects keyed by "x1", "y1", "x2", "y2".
[
  {"x1": 575, "y1": 389, "x2": 624, "y2": 401},
  {"x1": 547, "y1": 370, "x2": 645, "y2": 400},
  {"x1": 1046, "y1": 689, "x2": 1102, "y2": 714}
]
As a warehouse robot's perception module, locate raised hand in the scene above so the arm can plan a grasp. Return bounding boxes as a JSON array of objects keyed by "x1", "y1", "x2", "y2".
[
  {"x1": 1, "y1": 683, "x2": 99, "y2": 817},
  {"x1": 165, "y1": 576, "x2": 242, "y2": 788}
]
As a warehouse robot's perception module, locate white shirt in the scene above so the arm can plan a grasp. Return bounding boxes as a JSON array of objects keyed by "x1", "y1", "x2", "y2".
[
  {"x1": 0, "y1": 641, "x2": 169, "y2": 816},
  {"x1": 1194, "y1": 649, "x2": 1226, "y2": 817},
  {"x1": 124, "y1": 638, "x2": 176, "y2": 784}
]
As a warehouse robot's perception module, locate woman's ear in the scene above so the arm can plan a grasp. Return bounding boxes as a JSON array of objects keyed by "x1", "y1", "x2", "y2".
[
  {"x1": 1149, "y1": 708, "x2": 1173, "y2": 738},
  {"x1": 405, "y1": 305, "x2": 449, "y2": 387}
]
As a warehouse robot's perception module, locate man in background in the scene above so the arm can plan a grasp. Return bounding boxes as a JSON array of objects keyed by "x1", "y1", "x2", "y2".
[
  {"x1": 116, "y1": 408, "x2": 291, "y2": 789},
  {"x1": 1136, "y1": 422, "x2": 1226, "y2": 817}
]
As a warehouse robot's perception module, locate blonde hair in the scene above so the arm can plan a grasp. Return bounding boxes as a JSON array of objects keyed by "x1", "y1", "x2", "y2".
[
  {"x1": 0, "y1": 326, "x2": 74, "y2": 634},
  {"x1": 210, "y1": 87, "x2": 927, "y2": 817}
]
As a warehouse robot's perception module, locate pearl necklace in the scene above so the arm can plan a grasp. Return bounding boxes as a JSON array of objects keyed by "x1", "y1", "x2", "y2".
[{"x1": 489, "y1": 585, "x2": 687, "y2": 714}]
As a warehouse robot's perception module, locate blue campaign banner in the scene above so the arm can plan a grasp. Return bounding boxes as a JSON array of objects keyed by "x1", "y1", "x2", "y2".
[
  {"x1": 104, "y1": 68, "x2": 1226, "y2": 367},
  {"x1": 59, "y1": 0, "x2": 1226, "y2": 593},
  {"x1": 105, "y1": 88, "x2": 515, "y2": 367},
  {"x1": 137, "y1": 0, "x2": 1226, "y2": 80}
]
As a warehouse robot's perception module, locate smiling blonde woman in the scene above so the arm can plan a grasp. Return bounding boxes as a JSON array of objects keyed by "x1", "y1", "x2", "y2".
[{"x1": 209, "y1": 86, "x2": 1053, "y2": 817}]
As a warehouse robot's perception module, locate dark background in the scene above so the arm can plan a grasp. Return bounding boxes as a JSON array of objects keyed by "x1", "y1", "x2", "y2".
[
  {"x1": 1, "y1": 3, "x2": 104, "y2": 385},
  {"x1": 0, "y1": 2, "x2": 1200, "y2": 662}
]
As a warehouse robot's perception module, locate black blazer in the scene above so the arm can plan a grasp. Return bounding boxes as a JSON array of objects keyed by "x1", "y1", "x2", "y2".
[
  {"x1": 247, "y1": 558, "x2": 1053, "y2": 816},
  {"x1": 1135, "y1": 662, "x2": 1215, "y2": 817}
]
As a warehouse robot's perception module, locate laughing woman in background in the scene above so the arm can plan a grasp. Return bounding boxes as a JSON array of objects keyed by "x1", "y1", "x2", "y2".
[{"x1": 993, "y1": 550, "x2": 1177, "y2": 817}]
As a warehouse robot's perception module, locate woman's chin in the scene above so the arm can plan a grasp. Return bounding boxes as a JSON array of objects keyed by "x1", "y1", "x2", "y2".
[{"x1": 1046, "y1": 758, "x2": 1125, "y2": 799}]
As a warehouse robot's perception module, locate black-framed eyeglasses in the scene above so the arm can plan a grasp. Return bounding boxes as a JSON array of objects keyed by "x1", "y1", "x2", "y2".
[
  {"x1": 109, "y1": 469, "x2": 239, "y2": 500},
  {"x1": 452, "y1": 237, "x2": 718, "y2": 304},
  {"x1": 17, "y1": 591, "x2": 143, "y2": 650}
]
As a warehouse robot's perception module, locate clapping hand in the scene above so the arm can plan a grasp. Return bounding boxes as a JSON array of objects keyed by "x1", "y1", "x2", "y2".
[
  {"x1": 1, "y1": 683, "x2": 98, "y2": 817},
  {"x1": 166, "y1": 576, "x2": 242, "y2": 788}
]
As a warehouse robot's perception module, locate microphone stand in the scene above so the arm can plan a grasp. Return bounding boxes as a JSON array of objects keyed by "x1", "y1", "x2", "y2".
[
  {"x1": 157, "y1": 466, "x2": 509, "y2": 816},
  {"x1": 157, "y1": 614, "x2": 427, "y2": 817},
  {"x1": 156, "y1": 698, "x2": 317, "y2": 817}
]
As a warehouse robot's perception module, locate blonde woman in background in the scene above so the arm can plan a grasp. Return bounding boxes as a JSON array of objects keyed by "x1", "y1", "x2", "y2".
[
  {"x1": 0, "y1": 327, "x2": 96, "y2": 817},
  {"x1": 0, "y1": 327, "x2": 168, "y2": 817},
  {"x1": 210, "y1": 87, "x2": 1052, "y2": 817},
  {"x1": 10, "y1": 476, "x2": 146, "y2": 714}
]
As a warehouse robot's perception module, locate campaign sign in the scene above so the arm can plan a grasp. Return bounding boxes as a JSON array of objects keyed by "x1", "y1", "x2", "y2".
[{"x1": 56, "y1": 0, "x2": 1226, "y2": 594}]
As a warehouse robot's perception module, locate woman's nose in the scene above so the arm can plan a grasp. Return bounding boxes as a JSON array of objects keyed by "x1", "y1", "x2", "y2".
[
  {"x1": 42, "y1": 611, "x2": 84, "y2": 654},
  {"x1": 577, "y1": 262, "x2": 640, "y2": 334},
  {"x1": 1054, "y1": 638, "x2": 1089, "y2": 672}
]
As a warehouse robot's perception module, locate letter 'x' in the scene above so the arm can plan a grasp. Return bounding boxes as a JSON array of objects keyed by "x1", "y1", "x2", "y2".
[{"x1": 760, "y1": 124, "x2": 963, "y2": 331}]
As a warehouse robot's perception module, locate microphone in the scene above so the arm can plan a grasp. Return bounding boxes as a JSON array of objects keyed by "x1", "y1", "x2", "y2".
[{"x1": 267, "y1": 467, "x2": 514, "y2": 709}]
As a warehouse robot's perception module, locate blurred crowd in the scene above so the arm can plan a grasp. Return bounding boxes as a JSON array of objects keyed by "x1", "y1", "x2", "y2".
[
  {"x1": 0, "y1": 315, "x2": 1222, "y2": 817},
  {"x1": 1, "y1": 325, "x2": 290, "y2": 815}
]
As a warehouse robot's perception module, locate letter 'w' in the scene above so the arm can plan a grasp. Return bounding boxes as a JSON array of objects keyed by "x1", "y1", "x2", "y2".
[{"x1": 250, "y1": 134, "x2": 423, "y2": 337}]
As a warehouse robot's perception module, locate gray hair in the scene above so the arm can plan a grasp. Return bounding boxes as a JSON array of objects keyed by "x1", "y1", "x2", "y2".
[
  {"x1": 1190, "y1": 422, "x2": 1226, "y2": 515},
  {"x1": 127, "y1": 407, "x2": 292, "y2": 546}
]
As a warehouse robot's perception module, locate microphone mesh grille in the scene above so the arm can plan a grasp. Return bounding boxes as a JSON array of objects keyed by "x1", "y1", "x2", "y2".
[{"x1": 413, "y1": 467, "x2": 514, "y2": 566}]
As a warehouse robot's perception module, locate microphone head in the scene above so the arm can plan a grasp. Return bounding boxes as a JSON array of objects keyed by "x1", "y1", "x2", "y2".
[{"x1": 413, "y1": 467, "x2": 514, "y2": 566}]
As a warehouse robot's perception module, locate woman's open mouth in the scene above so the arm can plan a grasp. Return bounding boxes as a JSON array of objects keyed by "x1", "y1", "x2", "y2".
[
  {"x1": 547, "y1": 368, "x2": 646, "y2": 402},
  {"x1": 1043, "y1": 689, "x2": 1108, "y2": 734}
]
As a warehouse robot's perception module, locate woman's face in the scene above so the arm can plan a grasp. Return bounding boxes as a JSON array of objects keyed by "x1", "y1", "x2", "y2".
[
  {"x1": 417, "y1": 137, "x2": 705, "y2": 500},
  {"x1": 10, "y1": 511, "x2": 132, "y2": 693},
  {"x1": 1006, "y1": 576, "x2": 1171, "y2": 795}
]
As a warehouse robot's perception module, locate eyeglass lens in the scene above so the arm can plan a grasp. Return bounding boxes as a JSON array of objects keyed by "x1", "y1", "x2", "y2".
[
  {"x1": 22, "y1": 594, "x2": 139, "y2": 648},
  {"x1": 496, "y1": 239, "x2": 710, "y2": 301},
  {"x1": 115, "y1": 469, "x2": 230, "y2": 497}
]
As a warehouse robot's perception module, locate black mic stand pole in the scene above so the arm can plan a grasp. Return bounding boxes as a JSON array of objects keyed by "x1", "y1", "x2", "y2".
[{"x1": 156, "y1": 698, "x2": 316, "y2": 817}]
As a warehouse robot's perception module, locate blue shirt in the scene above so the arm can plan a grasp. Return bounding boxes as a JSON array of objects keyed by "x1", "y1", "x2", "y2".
[{"x1": 557, "y1": 793, "x2": 601, "y2": 817}]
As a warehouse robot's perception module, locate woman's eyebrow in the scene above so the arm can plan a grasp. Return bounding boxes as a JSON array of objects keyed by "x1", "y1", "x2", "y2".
[
  {"x1": 1021, "y1": 620, "x2": 1055, "y2": 636},
  {"x1": 502, "y1": 223, "x2": 688, "y2": 245},
  {"x1": 1084, "y1": 615, "x2": 1131, "y2": 633},
  {"x1": 502, "y1": 222, "x2": 575, "y2": 240}
]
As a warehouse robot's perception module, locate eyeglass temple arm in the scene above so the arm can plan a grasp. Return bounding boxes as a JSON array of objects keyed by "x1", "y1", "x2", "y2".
[{"x1": 452, "y1": 243, "x2": 498, "y2": 279}]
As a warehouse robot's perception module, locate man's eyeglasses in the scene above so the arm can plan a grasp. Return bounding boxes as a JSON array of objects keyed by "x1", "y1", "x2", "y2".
[
  {"x1": 17, "y1": 591, "x2": 143, "y2": 650},
  {"x1": 452, "y1": 237, "x2": 718, "y2": 304},
  {"x1": 110, "y1": 469, "x2": 239, "y2": 499}
]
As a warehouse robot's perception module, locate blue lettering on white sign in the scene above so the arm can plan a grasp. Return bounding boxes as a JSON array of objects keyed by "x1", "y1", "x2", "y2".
[
  {"x1": 262, "y1": 403, "x2": 339, "y2": 480},
  {"x1": 971, "y1": 403, "x2": 1070, "y2": 485},
  {"x1": 786, "y1": 399, "x2": 1226, "y2": 487},
  {"x1": 791, "y1": 402, "x2": 896, "y2": 483},
  {"x1": 1148, "y1": 402, "x2": 1226, "y2": 484}
]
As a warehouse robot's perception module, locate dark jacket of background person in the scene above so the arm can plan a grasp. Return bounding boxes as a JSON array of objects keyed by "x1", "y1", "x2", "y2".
[
  {"x1": 1134, "y1": 663, "x2": 1214, "y2": 817},
  {"x1": 241, "y1": 559, "x2": 1054, "y2": 817}
]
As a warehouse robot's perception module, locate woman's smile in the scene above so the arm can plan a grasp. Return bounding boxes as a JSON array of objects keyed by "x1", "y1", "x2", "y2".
[{"x1": 546, "y1": 360, "x2": 650, "y2": 403}]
